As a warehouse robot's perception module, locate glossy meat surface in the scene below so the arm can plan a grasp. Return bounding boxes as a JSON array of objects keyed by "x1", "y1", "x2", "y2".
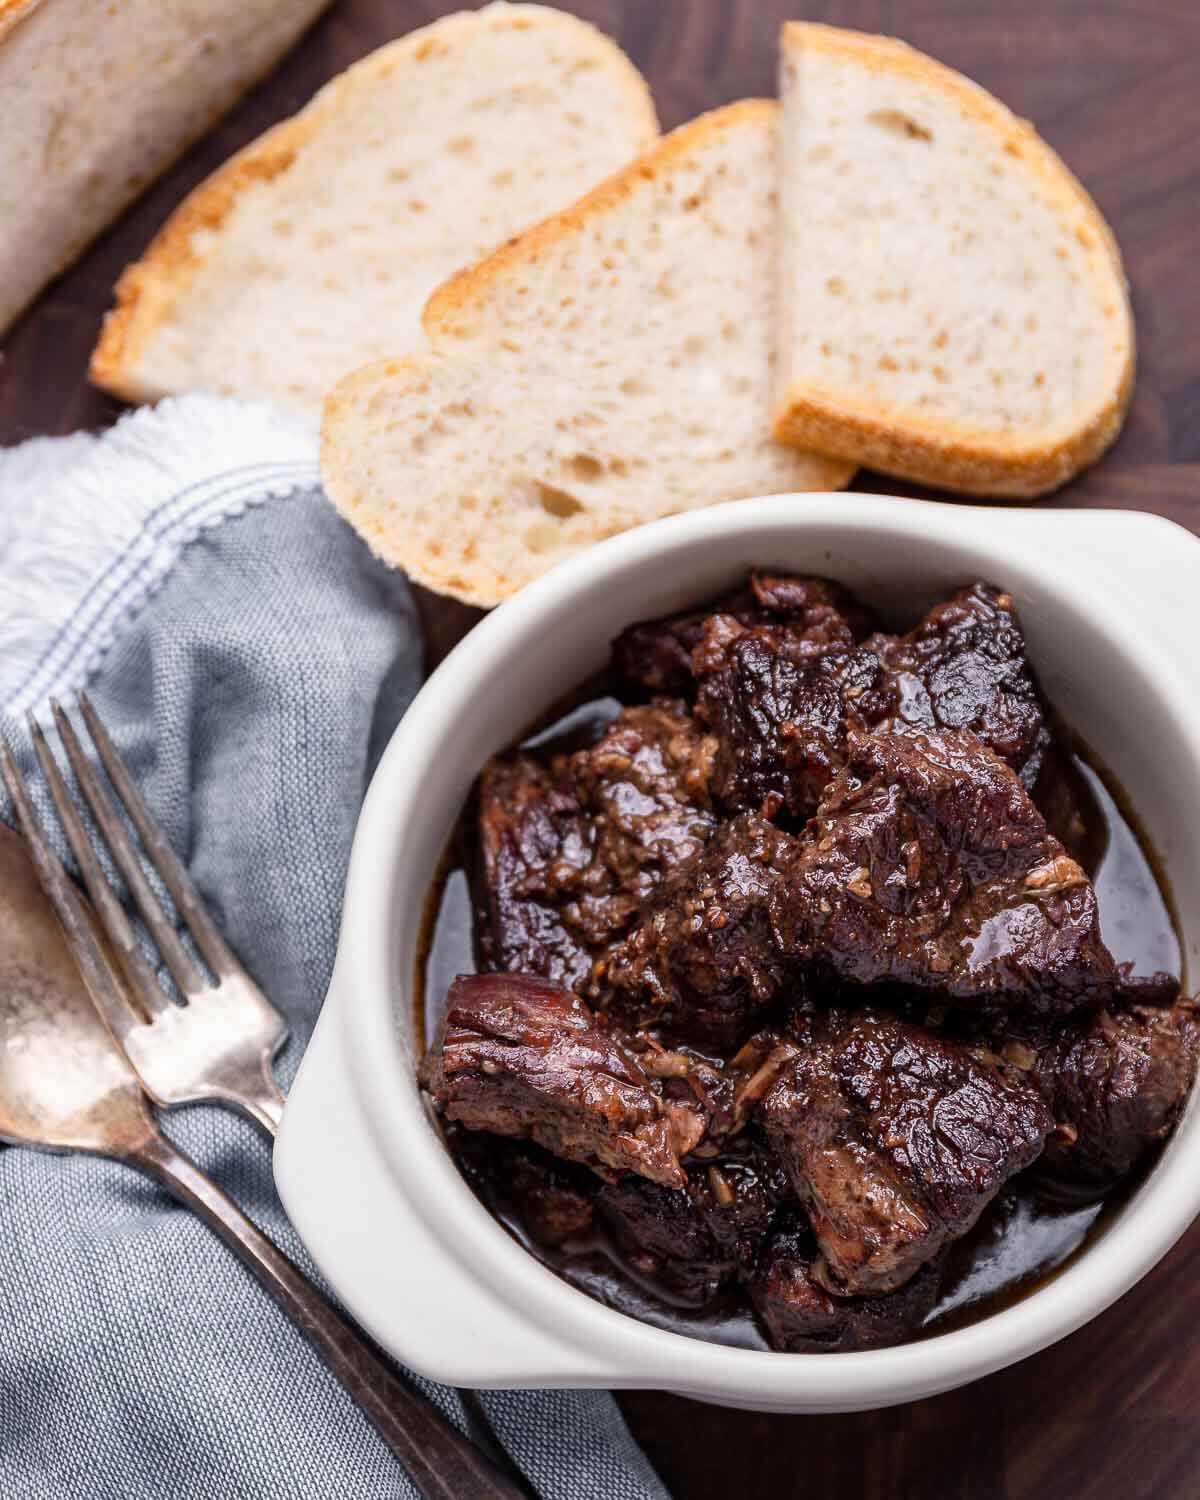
[
  {"x1": 769, "y1": 729, "x2": 1119, "y2": 1020},
  {"x1": 423, "y1": 974, "x2": 698, "y2": 1187},
  {"x1": 477, "y1": 754, "x2": 596, "y2": 989},
  {"x1": 695, "y1": 619, "x2": 888, "y2": 819},
  {"x1": 750, "y1": 1213, "x2": 943, "y2": 1353},
  {"x1": 868, "y1": 583, "x2": 1047, "y2": 782},
  {"x1": 478, "y1": 701, "x2": 717, "y2": 989},
  {"x1": 597, "y1": 1140, "x2": 788, "y2": 1306},
  {"x1": 601, "y1": 813, "x2": 800, "y2": 1045},
  {"x1": 1031, "y1": 1003, "x2": 1199, "y2": 1200},
  {"x1": 761, "y1": 1010, "x2": 1052, "y2": 1295},
  {"x1": 613, "y1": 571, "x2": 875, "y2": 697}
]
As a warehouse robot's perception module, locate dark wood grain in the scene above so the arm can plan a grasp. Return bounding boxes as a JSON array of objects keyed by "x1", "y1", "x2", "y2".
[{"x1": 2, "y1": 3, "x2": 1199, "y2": 1495}]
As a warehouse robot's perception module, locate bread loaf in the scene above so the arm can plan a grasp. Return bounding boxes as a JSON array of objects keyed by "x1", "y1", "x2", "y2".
[{"x1": 0, "y1": 0, "x2": 331, "y2": 334}]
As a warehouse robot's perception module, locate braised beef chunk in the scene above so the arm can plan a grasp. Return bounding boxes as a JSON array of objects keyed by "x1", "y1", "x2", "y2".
[
  {"x1": 631, "y1": 1030, "x2": 802, "y2": 1154},
  {"x1": 868, "y1": 582, "x2": 1046, "y2": 783},
  {"x1": 694, "y1": 619, "x2": 888, "y2": 820},
  {"x1": 746, "y1": 571, "x2": 878, "y2": 641},
  {"x1": 478, "y1": 703, "x2": 717, "y2": 990},
  {"x1": 769, "y1": 729, "x2": 1118, "y2": 1020},
  {"x1": 613, "y1": 571, "x2": 875, "y2": 698},
  {"x1": 505, "y1": 1146, "x2": 597, "y2": 1246},
  {"x1": 478, "y1": 755, "x2": 596, "y2": 989},
  {"x1": 456, "y1": 1137, "x2": 596, "y2": 1247},
  {"x1": 613, "y1": 588, "x2": 756, "y2": 696},
  {"x1": 597, "y1": 1176, "x2": 730, "y2": 1305},
  {"x1": 1030, "y1": 1003, "x2": 1200, "y2": 1201},
  {"x1": 761, "y1": 1010, "x2": 1051, "y2": 1295},
  {"x1": 698, "y1": 1143, "x2": 791, "y2": 1268},
  {"x1": 423, "y1": 974, "x2": 700, "y2": 1187},
  {"x1": 600, "y1": 814, "x2": 800, "y2": 1045},
  {"x1": 564, "y1": 701, "x2": 718, "y2": 933},
  {"x1": 597, "y1": 1142, "x2": 787, "y2": 1306},
  {"x1": 751, "y1": 1213, "x2": 943, "y2": 1353}
]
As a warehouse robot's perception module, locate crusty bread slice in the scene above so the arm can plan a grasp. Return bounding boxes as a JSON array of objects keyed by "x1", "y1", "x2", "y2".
[
  {"x1": 773, "y1": 23, "x2": 1134, "y2": 498},
  {"x1": 90, "y1": 3, "x2": 657, "y2": 421},
  {"x1": 321, "y1": 101, "x2": 854, "y2": 608},
  {"x1": 0, "y1": 0, "x2": 331, "y2": 334}
]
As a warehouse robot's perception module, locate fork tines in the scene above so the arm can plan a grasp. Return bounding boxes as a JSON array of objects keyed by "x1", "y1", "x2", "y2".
[
  {"x1": 2, "y1": 695, "x2": 287, "y2": 1132},
  {"x1": 2, "y1": 696, "x2": 233, "y2": 1021}
]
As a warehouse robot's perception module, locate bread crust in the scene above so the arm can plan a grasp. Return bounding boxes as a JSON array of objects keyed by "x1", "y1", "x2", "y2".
[
  {"x1": 773, "y1": 375, "x2": 1132, "y2": 500},
  {"x1": 425, "y1": 98, "x2": 777, "y2": 338},
  {"x1": 89, "y1": 118, "x2": 310, "y2": 400},
  {"x1": 773, "y1": 22, "x2": 1135, "y2": 498},
  {"x1": 89, "y1": 2, "x2": 659, "y2": 401},
  {"x1": 0, "y1": 0, "x2": 42, "y2": 45}
]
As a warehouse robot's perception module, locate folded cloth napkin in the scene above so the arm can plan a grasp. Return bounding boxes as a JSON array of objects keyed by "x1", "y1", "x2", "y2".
[{"x1": 0, "y1": 397, "x2": 668, "y2": 1500}]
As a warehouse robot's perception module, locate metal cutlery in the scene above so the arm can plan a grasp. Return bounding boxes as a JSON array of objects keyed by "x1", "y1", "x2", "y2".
[
  {"x1": 22, "y1": 695, "x2": 288, "y2": 1135},
  {"x1": 0, "y1": 723, "x2": 528, "y2": 1500}
]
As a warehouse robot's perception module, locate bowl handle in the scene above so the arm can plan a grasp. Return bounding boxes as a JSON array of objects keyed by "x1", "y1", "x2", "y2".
[{"x1": 275, "y1": 976, "x2": 626, "y2": 1389}]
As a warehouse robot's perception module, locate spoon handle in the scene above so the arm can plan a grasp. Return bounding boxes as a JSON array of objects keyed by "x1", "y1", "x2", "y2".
[{"x1": 130, "y1": 1131, "x2": 530, "y2": 1500}]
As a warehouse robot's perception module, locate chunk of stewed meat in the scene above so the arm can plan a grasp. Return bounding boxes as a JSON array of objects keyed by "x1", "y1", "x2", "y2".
[
  {"x1": 750, "y1": 1213, "x2": 944, "y2": 1353},
  {"x1": 477, "y1": 755, "x2": 597, "y2": 989},
  {"x1": 631, "y1": 1030, "x2": 803, "y2": 1153},
  {"x1": 478, "y1": 703, "x2": 718, "y2": 990},
  {"x1": 600, "y1": 814, "x2": 801, "y2": 1046},
  {"x1": 505, "y1": 1145, "x2": 597, "y2": 1246},
  {"x1": 612, "y1": 587, "x2": 756, "y2": 697},
  {"x1": 1029, "y1": 1003, "x2": 1199, "y2": 1202},
  {"x1": 613, "y1": 571, "x2": 875, "y2": 697},
  {"x1": 760, "y1": 1010, "x2": 1051, "y2": 1295},
  {"x1": 423, "y1": 974, "x2": 701, "y2": 1187},
  {"x1": 769, "y1": 729, "x2": 1119, "y2": 1021},
  {"x1": 747, "y1": 571, "x2": 878, "y2": 640},
  {"x1": 694, "y1": 617, "x2": 889, "y2": 820},
  {"x1": 456, "y1": 1136, "x2": 596, "y2": 1247},
  {"x1": 597, "y1": 1141, "x2": 788, "y2": 1306},
  {"x1": 868, "y1": 582, "x2": 1047, "y2": 784},
  {"x1": 564, "y1": 701, "x2": 718, "y2": 935},
  {"x1": 698, "y1": 625, "x2": 880, "y2": 821}
]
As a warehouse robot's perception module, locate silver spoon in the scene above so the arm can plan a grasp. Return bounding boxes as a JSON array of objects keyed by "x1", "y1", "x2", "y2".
[{"x1": 0, "y1": 825, "x2": 527, "y2": 1500}]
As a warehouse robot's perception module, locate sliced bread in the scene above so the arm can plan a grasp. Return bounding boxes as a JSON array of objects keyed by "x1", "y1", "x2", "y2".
[
  {"x1": 89, "y1": 2, "x2": 658, "y2": 421},
  {"x1": 773, "y1": 23, "x2": 1134, "y2": 498},
  {"x1": 321, "y1": 101, "x2": 855, "y2": 608}
]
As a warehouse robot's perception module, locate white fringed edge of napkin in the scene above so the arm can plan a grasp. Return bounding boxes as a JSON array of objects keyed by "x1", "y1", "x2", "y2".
[{"x1": 0, "y1": 396, "x2": 318, "y2": 717}]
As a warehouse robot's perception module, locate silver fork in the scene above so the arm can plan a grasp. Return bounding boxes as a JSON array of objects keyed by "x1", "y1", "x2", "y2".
[
  {"x1": 22, "y1": 694, "x2": 287, "y2": 1135},
  {"x1": 0, "y1": 706, "x2": 528, "y2": 1500}
]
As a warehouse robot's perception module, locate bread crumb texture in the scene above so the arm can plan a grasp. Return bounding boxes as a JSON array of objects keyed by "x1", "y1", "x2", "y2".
[
  {"x1": 90, "y1": 3, "x2": 659, "y2": 418},
  {"x1": 321, "y1": 101, "x2": 853, "y2": 608},
  {"x1": 773, "y1": 23, "x2": 1134, "y2": 497}
]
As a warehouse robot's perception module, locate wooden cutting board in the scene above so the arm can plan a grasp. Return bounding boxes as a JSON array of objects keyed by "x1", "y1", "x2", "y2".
[{"x1": 2, "y1": 4, "x2": 1199, "y2": 1496}]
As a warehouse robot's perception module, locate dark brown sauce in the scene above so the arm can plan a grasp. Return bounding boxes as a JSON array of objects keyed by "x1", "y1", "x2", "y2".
[{"x1": 413, "y1": 689, "x2": 1182, "y2": 1352}]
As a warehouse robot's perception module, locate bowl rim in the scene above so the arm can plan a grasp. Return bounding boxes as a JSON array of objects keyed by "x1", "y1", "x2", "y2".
[{"x1": 331, "y1": 493, "x2": 1200, "y2": 1402}]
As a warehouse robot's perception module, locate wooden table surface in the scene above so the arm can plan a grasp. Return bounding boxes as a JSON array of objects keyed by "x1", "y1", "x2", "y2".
[{"x1": 3, "y1": 2, "x2": 1199, "y2": 1496}]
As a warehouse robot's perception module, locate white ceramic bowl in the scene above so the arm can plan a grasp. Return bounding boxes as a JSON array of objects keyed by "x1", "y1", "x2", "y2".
[{"x1": 275, "y1": 494, "x2": 1200, "y2": 1413}]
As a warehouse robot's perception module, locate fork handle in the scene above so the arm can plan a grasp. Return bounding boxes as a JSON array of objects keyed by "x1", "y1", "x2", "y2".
[{"x1": 131, "y1": 1131, "x2": 530, "y2": 1500}]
